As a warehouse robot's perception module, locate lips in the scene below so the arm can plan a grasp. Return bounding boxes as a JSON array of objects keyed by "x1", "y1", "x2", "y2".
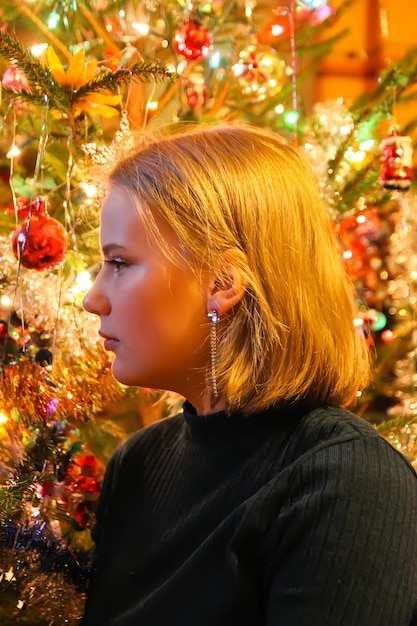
[
  {"x1": 104, "y1": 338, "x2": 119, "y2": 352},
  {"x1": 99, "y1": 331, "x2": 119, "y2": 352}
]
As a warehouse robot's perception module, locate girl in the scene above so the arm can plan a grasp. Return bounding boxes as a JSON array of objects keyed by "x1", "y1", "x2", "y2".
[{"x1": 82, "y1": 124, "x2": 417, "y2": 625}]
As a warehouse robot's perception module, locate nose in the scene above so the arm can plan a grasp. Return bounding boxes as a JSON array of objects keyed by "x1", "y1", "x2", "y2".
[{"x1": 82, "y1": 273, "x2": 110, "y2": 316}]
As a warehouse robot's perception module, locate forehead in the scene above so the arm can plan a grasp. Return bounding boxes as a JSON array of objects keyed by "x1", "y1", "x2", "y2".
[
  {"x1": 101, "y1": 184, "x2": 138, "y2": 223},
  {"x1": 99, "y1": 184, "x2": 181, "y2": 256},
  {"x1": 99, "y1": 185, "x2": 144, "y2": 247}
]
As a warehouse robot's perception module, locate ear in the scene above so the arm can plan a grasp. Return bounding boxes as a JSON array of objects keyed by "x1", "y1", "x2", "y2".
[{"x1": 206, "y1": 248, "x2": 249, "y2": 317}]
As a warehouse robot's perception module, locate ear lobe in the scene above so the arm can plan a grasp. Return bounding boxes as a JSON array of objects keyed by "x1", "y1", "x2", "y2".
[{"x1": 207, "y1": 249, "x2": 249, "y2": 317}]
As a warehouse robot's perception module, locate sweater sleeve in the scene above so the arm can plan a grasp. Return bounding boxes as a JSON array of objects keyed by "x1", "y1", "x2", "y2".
[{"x1": 264, "y1": 436, "x2": 417, "y2": 625}]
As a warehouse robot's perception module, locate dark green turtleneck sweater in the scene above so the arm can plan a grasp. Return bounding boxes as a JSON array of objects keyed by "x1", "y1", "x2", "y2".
[{"x1": 82, "y1": 403, "x2": 417, "y2": 625}]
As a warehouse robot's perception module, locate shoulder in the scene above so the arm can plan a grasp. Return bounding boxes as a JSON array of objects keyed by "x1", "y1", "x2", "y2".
[
  {"x1": 261, "y1": 407, "x2": 417, "y2": 562},
  {"x1": 297, "y1": 405, "x2": 381, "y2": 442},
  {"x1": 280, "y1": 405, "x2": 416, "y2": 484},
  {"x1": 262, "y1": 408, "x2": 417, "y2": 624},
  {"x1": 281, "y1": 406, "x2": 417, "y2": 507}
]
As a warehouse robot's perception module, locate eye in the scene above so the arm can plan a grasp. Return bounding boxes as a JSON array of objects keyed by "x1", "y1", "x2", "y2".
[{"x1": 105, "y1": 258, "x2": 128, "y2": 273}]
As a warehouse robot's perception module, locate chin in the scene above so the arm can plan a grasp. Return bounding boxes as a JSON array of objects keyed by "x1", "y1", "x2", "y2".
[
  {"x1": 111, "y1": 364, "x2": 157, "y2": 390},
  {"x1": 111, "y1": 365, "x2": 138, "y2": 387}
]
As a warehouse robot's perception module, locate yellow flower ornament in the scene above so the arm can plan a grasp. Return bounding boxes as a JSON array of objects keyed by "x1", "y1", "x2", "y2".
[{"x1": 46, "y1": 46, "x2": 121, "y2": 117}]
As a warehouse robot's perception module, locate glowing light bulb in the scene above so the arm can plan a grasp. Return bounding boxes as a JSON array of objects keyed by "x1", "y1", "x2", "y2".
[
  {"x1": 209, "y1": 50, "x2": 221, "y2": 69},
  {"x1": 80, "y1": 182, "x2": 98, "y2": 198},
  {"x1": 359, "y1": 139, "x2": 375, "y2": 151},
  {"x1": 74, "y1": 270, "x2": 93, "y2": 294},
  {"x1": 47, "y1": 12, "x2": 60, "y2": 29},
  {"x1": 272, "y1": 24, "x2": 285, "y2": 37},
  {"x1": 132, "y1": 22, "x2": 150, "y2": 36},
  {"x1": 283, "y1": 111, "x2": 299, "y2": 127},
  {"x1": 7, "y1": 145, "x2": 21, "y2": 158},
  {"x1": 31, "y1": 43, "x2": 48, "y2": 57}
]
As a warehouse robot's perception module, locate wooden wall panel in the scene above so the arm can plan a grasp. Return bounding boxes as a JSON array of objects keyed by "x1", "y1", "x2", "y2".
[{"x1": 312, "y1": 0, "x2": 417, "y2": 127}]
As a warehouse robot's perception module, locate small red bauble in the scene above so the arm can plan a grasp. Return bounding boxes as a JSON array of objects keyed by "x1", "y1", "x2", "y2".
[
  {"x1": 12, "y1": 197, "x2": 68, "y2": 271},
  {"x1": 174, "y1": 20, "x2": 212, "y2": 61},
  {"x1": 0, "y1": 321, "x2": 8, "y2": 339},
  {"x1": 183, "y1": 73, "x2": 208, "y2": 109},
  {"x1": 379, "y1": 131, "x2": 413, "y2": 190}
]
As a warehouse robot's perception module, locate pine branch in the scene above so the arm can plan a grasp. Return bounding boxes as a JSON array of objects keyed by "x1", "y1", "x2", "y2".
[
  {"x1": 0, "y1": 470, "x2": 55, "y2": 518},
  {"x1": 0, "y1": 30, "x2": 71, "y2": 111},
  {"x1": 376, "y1": 413, "x2": 417, "y2": 437},
  {"x1": 327, "y1": 54, "x2": 417, "y2": 180},
  {"x1": 0, "y1": 426, "x2": 57, "y2": 521},
  {"x1": 0, "y1": 31, "x2": 175, "y2": 117},
  {"x1": 354, "y1": 46, "x2": 417, "y2": 109},
  {"x1": 75, "y1": 60, "x2": 176, "y2": 99},
  {"x1": 335, "y1": 162, "x2": 381, "y2": 214}
]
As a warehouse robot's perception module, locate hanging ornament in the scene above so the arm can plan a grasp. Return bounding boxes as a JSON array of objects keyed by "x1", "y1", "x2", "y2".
[
  {"x1": 183, "y1": 73, "x2": 209, "y2": 109},
  {"x1": 174, "y1": 17, "x2": 212, "y2": 61},
  {"x1": 379, "y1": 130, "x2": 413, "y2": 190},
  {"x1": 12, "y1": 197, "x2": 69, "y2": 271},
  {"x1": 232, "y1": 37, "x2": 286, "y2": 103},
  {"x1": 2, "y1": 63, "x2": 32, "y2": 94}
]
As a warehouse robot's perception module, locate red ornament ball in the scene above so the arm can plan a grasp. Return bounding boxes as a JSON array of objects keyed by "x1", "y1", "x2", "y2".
[
  {"x1": 12, "y1": 199, "x2": 68, "y2": 270},
  {"x1": 174, "y1": 20, "x2": 212, "y2": 60}
]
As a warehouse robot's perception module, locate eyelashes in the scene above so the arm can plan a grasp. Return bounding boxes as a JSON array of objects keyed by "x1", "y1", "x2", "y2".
[{"x1": 104, "y1": 258, "x2": 129, "y2": 272}]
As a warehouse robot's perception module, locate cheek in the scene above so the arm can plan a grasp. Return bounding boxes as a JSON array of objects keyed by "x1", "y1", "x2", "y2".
[
  {"x1": 112, "y1": 264, "x2": 206, "y2": 350},
  {"x1": 114, "y1": 282, "x2": 178, "y2": 346}
]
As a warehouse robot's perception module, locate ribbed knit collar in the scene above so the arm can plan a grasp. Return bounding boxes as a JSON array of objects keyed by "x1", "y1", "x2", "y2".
[{"x1": 181, "y1": 400, "x2": 308, "y2": 445}]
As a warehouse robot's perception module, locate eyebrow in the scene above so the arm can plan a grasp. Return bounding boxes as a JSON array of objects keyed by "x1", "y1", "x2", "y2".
[{"x1": 101, "y1": 243, "x2": 125, "y2": 255}]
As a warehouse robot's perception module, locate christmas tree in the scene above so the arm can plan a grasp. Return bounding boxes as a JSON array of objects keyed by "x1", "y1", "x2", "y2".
[{"x1": 0, "y1": 0, "x2": 416, "y2": 622}]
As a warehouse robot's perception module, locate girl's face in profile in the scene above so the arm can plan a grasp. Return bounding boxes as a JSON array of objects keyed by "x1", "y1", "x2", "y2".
[{"x1": 83, "y1": 184, "x2": 210, "y2": 402}]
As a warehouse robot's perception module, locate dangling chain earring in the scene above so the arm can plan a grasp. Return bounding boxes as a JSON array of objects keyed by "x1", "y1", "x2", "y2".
[{"x1": 207, "y1": 310, "x2": 219, "y2": 407}]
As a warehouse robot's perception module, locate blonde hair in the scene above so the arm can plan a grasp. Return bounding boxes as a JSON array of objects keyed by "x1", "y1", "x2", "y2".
[{"x1": 109, "y1": 124, "x2": 371, "y2": 414}]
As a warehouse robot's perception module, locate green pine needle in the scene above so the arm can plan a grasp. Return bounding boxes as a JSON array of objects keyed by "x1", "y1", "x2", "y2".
[{"x1": 0, "y1": 30, "x2": 71, "y2": 111}]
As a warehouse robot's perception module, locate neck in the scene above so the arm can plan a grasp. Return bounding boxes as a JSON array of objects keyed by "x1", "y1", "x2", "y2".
[{"x1": 184, "y1": 386, "x2": 227, "y2": 416}]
